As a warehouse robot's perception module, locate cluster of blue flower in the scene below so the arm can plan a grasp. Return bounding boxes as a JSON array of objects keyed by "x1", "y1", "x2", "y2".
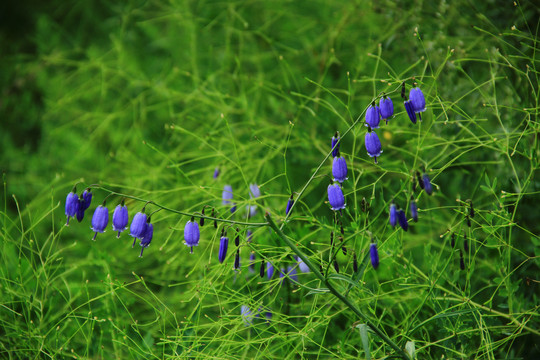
[{"x1": 65, "y1": 187, "x2": 154, "y2": 257}]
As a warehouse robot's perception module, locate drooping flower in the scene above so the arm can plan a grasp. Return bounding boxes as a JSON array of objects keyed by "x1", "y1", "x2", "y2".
[
  {"x1": 331, "y1": 132, "x2": 340, "y2": 157},
  {"x1": 332, "y1": 156, "x2": 348, "y2": 183},
  {"x1": 184, "y1": 219, "x2": 200, "y2": 253},
  {"x1": 397, "y1": 209, "x2": 408, "y2": 231},
  {"x1": 285, "y1": 194, "x2": 294, "y2": 216},
  {"x1": 76, "y1": 189, "x2": 93, "y2": 223},
  {"x1": 241, "y1": 305, "x2": 254, "y2": 327},
  {"x1": 296, "y1": 257, "x2": 310, "y2": 273},
  {"x1": 91, "y1": 205, "x2": 109, "y2": 241},
  {"x1": 213, "y1": 167, "x2": 220, "y2": 179},
  {"x1": 249, "y1": 183, "x2": 261, "y2": 199},
  {"x1": 139, "y1": 221, "x2": 154, "y2": 257},
  {"x1": 112, "y1": 203, "x2": 129, "y2": 238},
  {"x1": 266, "y1": 262, "x2": 274, "y2": 279},
  {"x1": 422, "y1": 174, "x2": 433, "y2": 195},
  {"x1": 234, "y1": 249, "x2": 241, "y2": 270},
  {"x1": 370, "y1": 242, "x2": 379, "y2": 269},
  {"x1": 389, "y1": 203, "x2": 397, "y2": 228},
  {"x1": 379, "y1": 96, "x2": 394, "y2": 124},
  {"x1": 222, "y1": 185, "x2": 235, "y2": 213},
  {"x1": 130, "y1": 211, "x2": 147, "y2": 247},
  {"x1": 404, "y1": 100, "x2": 417, "y2": 124},
  {"x1": 464, "y1": 233, "x2": 469, "y2": 252},
  {"x1": 410, "y1": 197, "x2": 418, "y2": 222},
  {"x1": 409, "y1": 86, "x2": 426, "y2": 114},
  {"x1": 365, "y1": 103, "x2": 381, "y2": 129},
  {"x1": 327, "y1": 183, "x2": 346, "y2": 211},
  {"x1": 65, "y1": 189, "x2": 80, "y2": 226},
  {"x1": 246, "y1": 229, "x2": 253, "y2": 242},
  {"x1": 365, "y1": 127, "x2": 382, "y2": 163},
  {"x1": 218, "y1": 235, "x2": 229, "y2": 263},
  {"x1": 285, "y1": 265, "x2": 298, "y2": 282},
  {"x1": 333, "y1": 260, "x2": 340, "y2": 273}
]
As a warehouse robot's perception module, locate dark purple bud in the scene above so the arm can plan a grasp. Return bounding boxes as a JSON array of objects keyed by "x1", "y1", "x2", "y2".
[
  {"x1": 212, "y1": 208, "x2": 217, "y2": 228},
  {"x1": 285, "y1": 195, "x2": 294, "y2": 216},
  {"x1": 416, "y1": 171, "x2": 424, "y2": 190},
  {"x1": 234, "y1": 249, "x2": 240, "y2": 270},
  {"x1": 91, "y1": 205, "x2": 109, "y2": 241},
  {"x1": 365, "y1": 104, "x2": 381, "y2": 129},
  {"x1": 389, "y1": 203, "x2": 397, "y2": 228},
  {"x1": 379, "y1": 96, "x2": 394, "y2": 124},
  {"x1": 76, "y1": 198, "x2": 85, "y2": 223},
  {"x1": 469, "y1": 202, "x2": 475, "y2": 218},
  {"x1": 409, "y1": 86, "x2": 426, "y2": 113},
  {"x1": 467, "y1": 215, "x2": 471, "y2": 227},
  {"x1": 412, "y1": 176, "x2": 417, "y2": 192},
  {"x1": 266, "y1": 262, "x2": 274, "y2": 279},
  {"x1": 327, "y1": 184, "x2": 346, "y2": 211},
  {"x1": 130, "y1": 212, "x2": 147, "y2": 245},
  {"x1": 319, "y1": 264, "x2": 324, "y2": 273},
  {"x1": 235, "y1": 228, "x2": 240, "y2": 246},
  {"x1": 459, "y1": 250, "x2": 465, "y2": 270},
  {"x1": 422, "y1": 174, "x2": 433, "y2": 195},
  {"x1": 365, "y1": 127, "x2": 382, "y2": 163},
  {"x1": 370, "y1": 243, "x2": 379, "y2": 269},
  {"x1": 331, "y1": 132, "x2": 340, "y2": 158},
  {"x1": 297, "y1": 256, "x2": 310, "y2": 273},
  {"x1": 332, "y1": 156, "x2": 348, "y2": 183},
  {"x1": 259, "y1": 260, "x2": 265, "y2": 278},
  {"x1": 410, "y1": 198, "x2": 418, "y2": 222},
  {"x1": 353, "y1": 253, "x2": 358, "y2": 273},
  {"x1": 451, "y1": 232, "x2": 455, "y2": 248},
  {"x1": 397, "y1": 209, "x2": 408, "y2": 231},
  {"x1": 464, "y1": 234, "x2": 469, "y2": 252},
  {"x1": 404, "y1": 100, "x2": 417, "y2": 124},
  {"x1": 139, "y1": 222, "x2": 154, "y2": 257},
  {"x1": 200, "y1": 208, "x2": 205, "y2": 227},
  {"x1": 342, "y1": 246, "x2": 347, "y2": 255},
  {"x1": 213, "y1": 167, "x2": 220, "y2": 179},
  {"x1": 231, "y1": 204, "x2": 237, "y2": 214},
  {"x1": 112, "y1": 204, "x2": 129, "y2": 238},
  {"x1": 183, "y1": 220, "x2": 200, "y2": 253},
  {"x1": 333, "y1": 260, "x2": 340, "y2": 273},
  {"x1": 65, "y1": 190, "x2": 79, "y2": 226},
  {"x1": 218, "y1": 236, "x2": 229, "y2": 263}
]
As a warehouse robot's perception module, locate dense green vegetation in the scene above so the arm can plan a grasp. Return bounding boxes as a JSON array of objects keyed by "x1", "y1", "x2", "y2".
[{"x1": 1, "y1": 1, "x2": 539, "y2": 358}]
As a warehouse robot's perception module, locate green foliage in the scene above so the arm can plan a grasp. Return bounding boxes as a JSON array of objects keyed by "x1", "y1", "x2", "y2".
[{"x1": 1, "y1": 0, "x2": 539, "y2": 358}]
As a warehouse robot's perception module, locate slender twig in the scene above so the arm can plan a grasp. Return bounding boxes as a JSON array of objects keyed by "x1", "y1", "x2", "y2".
[{"x1": 265, "y1": 212, "x2": 410, "y2": 360}]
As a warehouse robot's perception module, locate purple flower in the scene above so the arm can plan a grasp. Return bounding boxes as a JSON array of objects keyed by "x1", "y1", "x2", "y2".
[
  {"x1": 297, "y1": 257, "x2": 310, "y2": 273},
  {"x1": 222, "y1": 185, "x2": 235, "y2": 213},
  {"x1": 331, "y1": 132, "x2": 340, "y2": 157},
  {"x1": 389, "y1": 203, "x2": 397, "y2": 228},
  {"x1": 130, "y1": 211, "x2": 147, "y2": 246},
  {"x1": 379, "y1": 96, "x2": 394, "y2": 124},
  {"x1": 65, "y1": 189, "x2": 80, "y2": 226},
  {"x1": 91, "y1": 205, "x2": 109, "y2": 241},
  {"x1": 218, "y1": 235, "x2": 229, "y2": 263},
  {"x1": 249, "y1": 252, "x2": 256, "y2": 273},
  {"x1": 370, "y1": 243, "x2": 379, "y2": 269},
  {"x1": 397, "y1": 209, "x2": 408, "y2": 231},
  {"x1": 285, "y1": 195, "x2": 294, "y2": 216},
  {"x1": 404, "y1": 100, "x2": 417, "y2": 124},
  {"x1": 332, "y1": 156, "x2": 348, "y2": 183},
  {"x1": 213, "y1": 167, "x2": 220, "y2": 179},
  {"x1": 410, "y1": 198, "x2": 418, "y2": 222},
  {"x1": 184, "y1": 220, "x2": 200, "y2": 253},
  {"x1": 249, "y1": 183, "x2": 261, "y2": 199},
  {"x1": 76, "y1": 189, "x2": 92, "y2": 223},
  {"x1": 423, "y1": 174, "x2": 433, "y2": 195},
  {"x1": 241, "y1": 305, "x2": 254, "y2": 326},
  {"x1": 112, "y1": 204, "x2": 129, "y2": 238},
  {"x1": 139, "y1": 222, "x2": 153, "y2": 257},
  {"x1": 327, "y1": 184, "x2": 346, "y2": 211},
  {"x1": 365, "y1": 127, "x2": 382, "y2": 163},
  {"x1": 409, "y1": 86, "x2": 426, "y2": 113},
  {"x1": 246, "y1": 229, "x2": 253, "y2": 242},
  {"x1": 266, "y1": 262, "x2": 274, "y2": 279},
  {"x1": 365, "y1": 104, "x2": 381, "y2": 129},
  {"x1": 286, "y1": 265, "x2": 298, "y2": 282},
  {"x1": 234, "y1": 249, "x2": 241, "y2": 270}
]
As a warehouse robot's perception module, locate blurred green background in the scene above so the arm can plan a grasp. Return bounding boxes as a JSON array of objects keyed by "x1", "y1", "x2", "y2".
[{"x1": 1, "y1": 0, "x2": 539, "y2": 358}]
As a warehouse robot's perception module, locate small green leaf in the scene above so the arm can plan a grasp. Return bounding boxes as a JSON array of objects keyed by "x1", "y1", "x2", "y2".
[{"x1": 357, "y1": 324, "x2": 371, "y2": 360}]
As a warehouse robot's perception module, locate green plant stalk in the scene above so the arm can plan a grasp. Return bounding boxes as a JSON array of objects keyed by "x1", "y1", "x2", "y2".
[{"x1": 265, "y1": 212, "x2": 410, "y2": 360}]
